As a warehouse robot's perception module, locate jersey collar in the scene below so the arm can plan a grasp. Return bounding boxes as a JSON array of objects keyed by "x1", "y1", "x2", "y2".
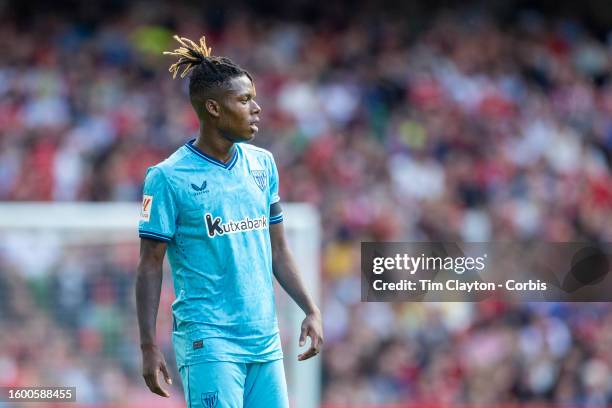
[{"x1": 185, "y1": 139, "x2": 239, "y2": 170}]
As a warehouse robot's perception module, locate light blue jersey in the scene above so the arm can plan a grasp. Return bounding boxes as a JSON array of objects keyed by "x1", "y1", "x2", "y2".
[{"x1": 138, "y1": 139, "x2": 284, "y2": 368}]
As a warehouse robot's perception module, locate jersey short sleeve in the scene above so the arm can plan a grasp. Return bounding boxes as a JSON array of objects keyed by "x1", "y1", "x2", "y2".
[
  {"x1": 268, "y1": 154, "x2": 283, "y2": 224},
  {"x1": 138, "y1": 166, "x2": 178, "y2": 242},
  {"x1": 269, "y1": 155, "x2": 280, "y2": 205}
]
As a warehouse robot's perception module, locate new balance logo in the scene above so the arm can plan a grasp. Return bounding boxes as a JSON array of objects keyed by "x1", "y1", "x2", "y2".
[{"x1": 205, "y1": 213, "x2": 268, "y2": 237}]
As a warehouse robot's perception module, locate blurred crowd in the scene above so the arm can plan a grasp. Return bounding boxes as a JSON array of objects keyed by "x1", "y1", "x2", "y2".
[
  {"x1": 0, "y1": 243, "x2": 170, "y2": 406},
  {"x1": 0, "y1": 0, "x2": 611, "y2": 406}
]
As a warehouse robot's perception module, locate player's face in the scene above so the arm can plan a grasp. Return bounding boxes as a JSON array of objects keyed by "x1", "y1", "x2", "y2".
[{"x1": 218, "y1": 75, "x2": 261, "y2": 142}]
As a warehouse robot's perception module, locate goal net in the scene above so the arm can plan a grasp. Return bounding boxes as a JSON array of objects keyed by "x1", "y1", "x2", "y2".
[{"x1": 0, "y1": 202, "x2": 321, "y2": 408}]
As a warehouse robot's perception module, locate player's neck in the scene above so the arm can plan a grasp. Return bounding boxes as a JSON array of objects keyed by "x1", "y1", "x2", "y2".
[{"x1": 194, "y1": 128, "x2": 236, "y2": 164}]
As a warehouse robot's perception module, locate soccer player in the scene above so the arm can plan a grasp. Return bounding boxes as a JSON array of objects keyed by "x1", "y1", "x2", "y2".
[{"x1": 135, "y1": 35, "x2": 323, "y2": 408}]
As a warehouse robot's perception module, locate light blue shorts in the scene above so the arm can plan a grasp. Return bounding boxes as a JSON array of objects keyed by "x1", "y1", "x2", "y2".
[{"x1": 179, "y1": 359, "x2": 289, "y2": 408}]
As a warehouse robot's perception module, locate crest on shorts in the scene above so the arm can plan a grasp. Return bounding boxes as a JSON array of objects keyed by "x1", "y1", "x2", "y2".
[
  {"x1": 201, "y1": 392, "x2": 218, "y2": 408},
  {"x1": 251, "y1": 170, "x2": 267, "y2": 191}
]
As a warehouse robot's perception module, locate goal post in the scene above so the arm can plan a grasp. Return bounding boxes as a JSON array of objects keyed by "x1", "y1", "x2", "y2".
[
  {"x1": 0, "y1": 202, "x2": 321, "y2": 408},
  {"x1": 278, "y1": 204, "x2": 322, "y2": 408}
]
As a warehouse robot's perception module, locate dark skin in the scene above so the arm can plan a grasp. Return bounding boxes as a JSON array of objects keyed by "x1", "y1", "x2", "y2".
[
  {"x1": 193, "y1": 74, "x2": 261, "y2": 162},
  {"x1": 135, "y1": 74, "x2": 323, "y2": 397}
]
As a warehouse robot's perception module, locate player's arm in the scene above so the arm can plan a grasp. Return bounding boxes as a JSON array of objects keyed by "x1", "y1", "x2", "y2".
[
  {"x1": 270, "y1": 219, "x2": 323, "y2": 361},
  {"x1": 135, "y1": 238, "x2": 172, "y2": 397}
]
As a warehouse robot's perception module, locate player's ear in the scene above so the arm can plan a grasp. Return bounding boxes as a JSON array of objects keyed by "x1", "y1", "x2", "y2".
[{"x1": 205, "y1": 99, "x2": 220, "y2": 118}]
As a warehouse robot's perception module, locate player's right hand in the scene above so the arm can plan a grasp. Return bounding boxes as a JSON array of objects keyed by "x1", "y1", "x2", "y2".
[{"x1": 141, "y1": 344, "x2": 172, "y2": 397}]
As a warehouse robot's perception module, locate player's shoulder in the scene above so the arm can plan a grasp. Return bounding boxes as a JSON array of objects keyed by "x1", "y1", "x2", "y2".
[
  {"x1": 144, "y1": 145, "x2": 192, "y2": 182},
  {"x1": 240, "y1": 143, "x2": 275, "y2": 163}
]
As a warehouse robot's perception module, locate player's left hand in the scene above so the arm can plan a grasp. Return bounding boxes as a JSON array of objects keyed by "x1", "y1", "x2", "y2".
[{"x1": 298, "y1": 310, "x2": 323, "y2": 361}]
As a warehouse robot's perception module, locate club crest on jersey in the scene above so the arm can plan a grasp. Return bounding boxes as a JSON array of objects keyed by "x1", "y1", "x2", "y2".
[
  {"x1": 251, "y1": 170, "x2": 267, "y2": 191},
  {"x1": 201, "y1": 392, "x2": 218, "y2": 408}
]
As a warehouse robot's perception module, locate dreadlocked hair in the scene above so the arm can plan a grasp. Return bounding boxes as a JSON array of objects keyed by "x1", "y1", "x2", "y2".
[{"x1": 163, "y1": 35, "x2": 252, "y2": 109}]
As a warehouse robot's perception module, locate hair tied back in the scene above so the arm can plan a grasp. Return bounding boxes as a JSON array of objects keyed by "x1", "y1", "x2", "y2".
[{"x1": 163, "y1": 35, "x2": 213, "y2": 79}]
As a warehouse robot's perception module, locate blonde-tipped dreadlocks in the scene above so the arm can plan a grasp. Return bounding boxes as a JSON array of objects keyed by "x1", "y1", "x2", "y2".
[
  {"x1": 163, "y1": 35, "x2": 213, "y2": 79},
  {"x1": 163, "y1": 34, "x2": 253, "y2": 116}
]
